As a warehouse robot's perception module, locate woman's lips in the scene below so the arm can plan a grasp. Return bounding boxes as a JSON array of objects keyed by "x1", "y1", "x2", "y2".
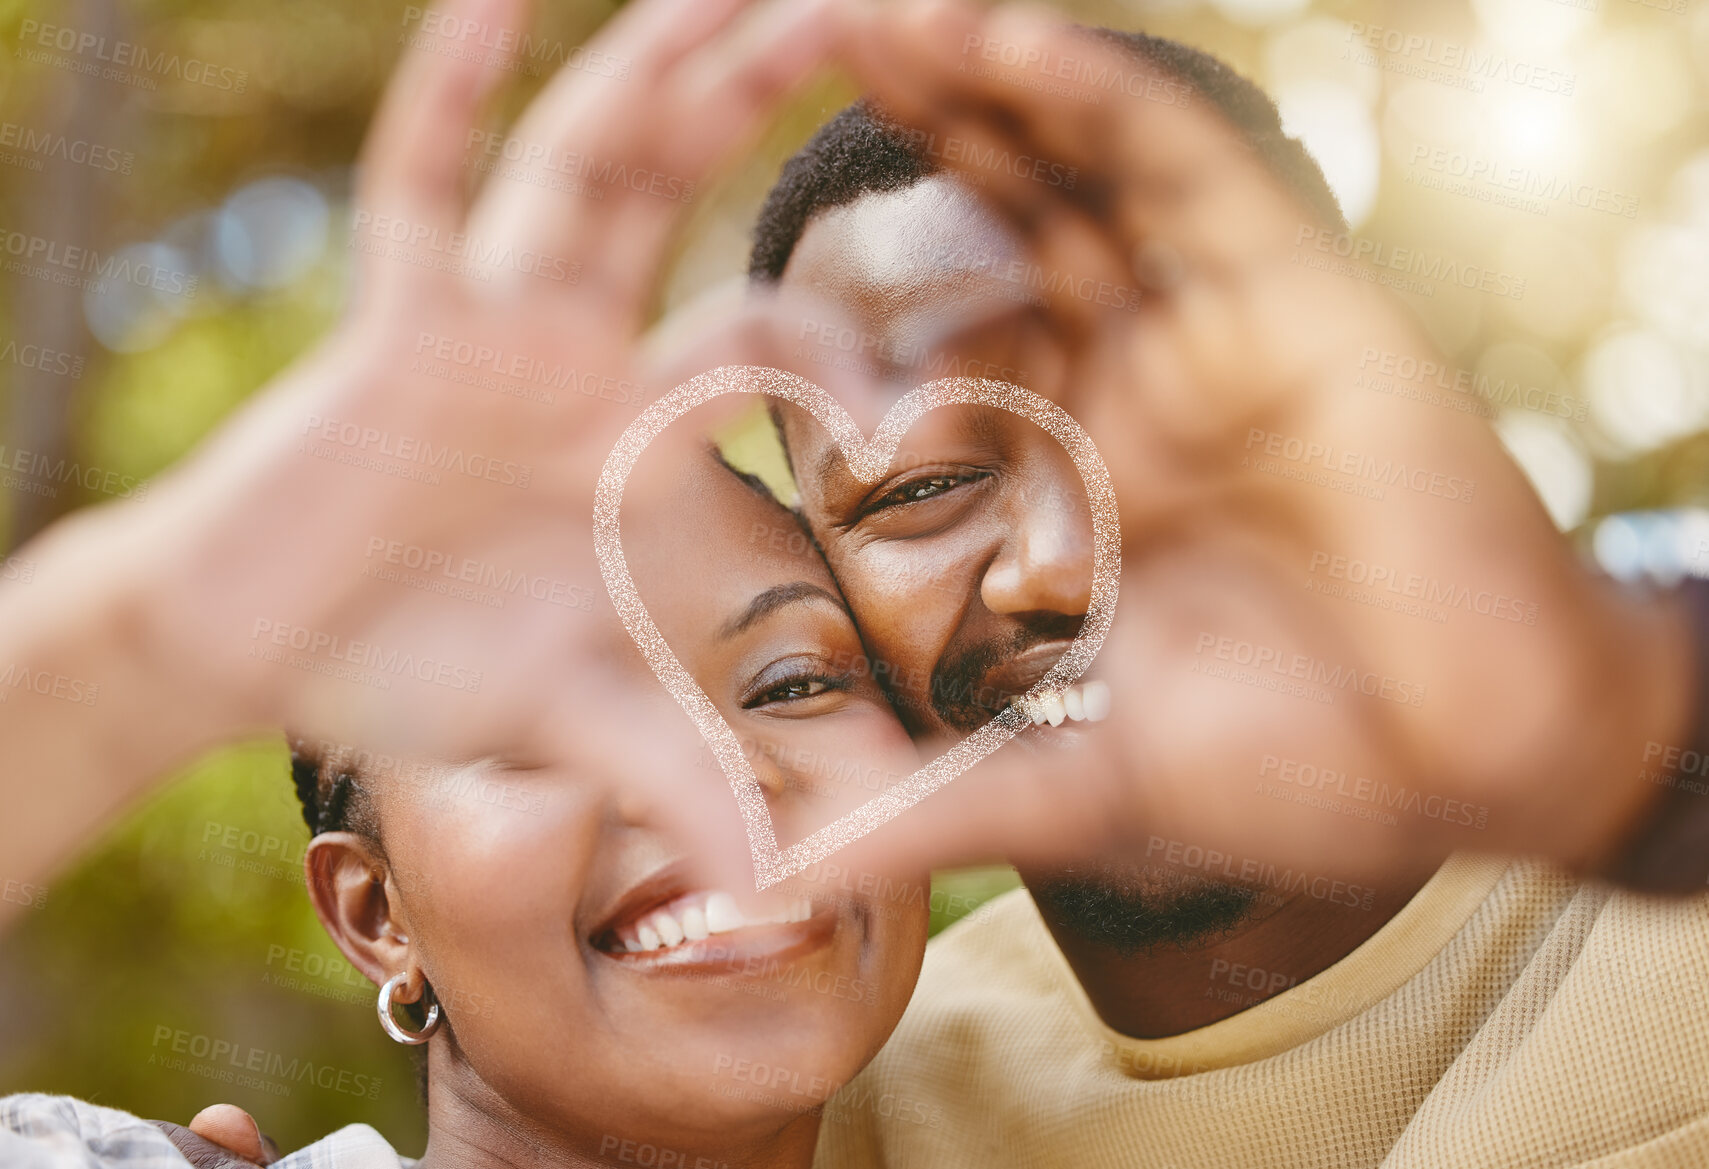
[
  {"x1": 600, "y1": 889, "x2": 813, "y2": 953},
  {"x1": 594, "y1": 895, "x2": 839, "y2": 973}
]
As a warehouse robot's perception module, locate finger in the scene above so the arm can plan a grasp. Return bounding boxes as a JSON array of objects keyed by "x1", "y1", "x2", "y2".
[
  {"x1": 359, "y1": 0, "x2": 524, "y2": 235},
  {"x1": 188, "y1": 1106, "x2": 267, "y2": 1165},
  {"x1": 851, "y1": 1, "x2": 1222, "y2": 210},
  {"x1": 468, "y1": 0, "x2": 844, "y2": 309},
  {"x1": 152, "y1": 1122, "x2": 265, "y2": 1169},
  {"x1": 641, "y1": 280, "x2": 903, "y2": 430}
]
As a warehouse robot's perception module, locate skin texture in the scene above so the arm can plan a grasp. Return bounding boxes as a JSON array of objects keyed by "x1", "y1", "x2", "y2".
[
  {"x1": 779, "y1": 174, "x2": 1432, "y2": 1037},
  {"x1": 305, "y1": 446, "x2": 927, "y2": 1169}
]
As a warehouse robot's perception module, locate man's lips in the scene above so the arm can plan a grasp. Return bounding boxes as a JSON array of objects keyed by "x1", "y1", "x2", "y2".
[{"x1": 968, "y1": 638, "x2": 1077, "y2": 714}]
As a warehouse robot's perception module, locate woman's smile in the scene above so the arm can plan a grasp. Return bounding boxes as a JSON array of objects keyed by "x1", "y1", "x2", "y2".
[{"x1": 586, "y1": 856, "x2": 847, "y2": 972}]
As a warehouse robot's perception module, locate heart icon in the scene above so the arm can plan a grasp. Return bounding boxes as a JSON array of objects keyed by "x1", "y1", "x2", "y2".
[{"x1": 594, "y1": 367, "x2": 1121, "y2": 889}]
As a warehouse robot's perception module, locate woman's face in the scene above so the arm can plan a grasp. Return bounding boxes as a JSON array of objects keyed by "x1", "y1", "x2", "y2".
[{"x1": 347, "y1": 443, "x2": 928, "y2": 1158}]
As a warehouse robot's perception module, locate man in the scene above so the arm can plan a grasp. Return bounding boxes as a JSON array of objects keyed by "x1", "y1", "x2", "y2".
[{"x1": 751, "y1": 25, "x2": 1709, "y2": 1169}]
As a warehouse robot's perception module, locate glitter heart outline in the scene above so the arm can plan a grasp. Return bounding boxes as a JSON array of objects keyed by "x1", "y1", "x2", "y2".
[{"x1": 593, "y1": 366, "x2": 1121, "y2": 889}]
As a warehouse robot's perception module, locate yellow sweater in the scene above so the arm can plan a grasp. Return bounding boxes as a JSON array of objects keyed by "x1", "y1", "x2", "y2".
[{"x1": 814, "y1": 856, "x2": 1709, "y2": 1167}]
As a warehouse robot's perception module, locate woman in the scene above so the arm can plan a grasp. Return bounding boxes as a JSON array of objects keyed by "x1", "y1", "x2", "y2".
[{"x1": 3, "y1": 439, "x2": 930, "y2": 1168}]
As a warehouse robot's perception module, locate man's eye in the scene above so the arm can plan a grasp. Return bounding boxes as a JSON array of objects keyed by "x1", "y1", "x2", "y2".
[{"x1": 870, "y1": 471, "x2": 985, "y2": 511}]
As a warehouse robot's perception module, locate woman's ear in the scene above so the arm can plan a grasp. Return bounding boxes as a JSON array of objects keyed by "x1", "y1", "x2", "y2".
[{"x1": 304, "y1": 833, "x2": 423, "y2": 1001}]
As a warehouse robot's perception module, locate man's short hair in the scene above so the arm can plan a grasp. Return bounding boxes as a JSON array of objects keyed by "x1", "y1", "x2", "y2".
[{"x1": 749, "y1": 27, "x2": 1346, "y2": 282}]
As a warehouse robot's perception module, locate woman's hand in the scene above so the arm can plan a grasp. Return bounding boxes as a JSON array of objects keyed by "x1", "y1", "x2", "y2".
[{"x1": 1, "y1": 0, "x2": 846, "y2": 905}]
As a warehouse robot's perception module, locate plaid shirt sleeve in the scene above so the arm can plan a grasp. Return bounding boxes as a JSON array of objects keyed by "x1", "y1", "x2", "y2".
[
  {"x1": 0, "y1": 1094, "x2": 193, "y2": 1169},
  {"x1": 0, "y1": 1094, "x2": 410, "y2": 1169}
]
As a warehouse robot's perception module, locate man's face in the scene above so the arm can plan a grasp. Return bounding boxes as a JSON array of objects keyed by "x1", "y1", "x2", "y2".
[
  {"x1": 777, "y1": 176, "x2": 1095, "y2": 743},
  {"x1": 776, "y1": 174, "x2": 1259, "y2": 954}
]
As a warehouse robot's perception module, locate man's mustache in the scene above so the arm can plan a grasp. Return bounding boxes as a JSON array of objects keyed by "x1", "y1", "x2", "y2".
[{"x1": 929, "y1": 614, "x2": 1084, "y2": 732}]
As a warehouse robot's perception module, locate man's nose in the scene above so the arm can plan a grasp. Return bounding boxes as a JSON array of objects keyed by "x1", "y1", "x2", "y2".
[{"x1": 980, "y1": 491, "x2": 1093, "y2": 618}]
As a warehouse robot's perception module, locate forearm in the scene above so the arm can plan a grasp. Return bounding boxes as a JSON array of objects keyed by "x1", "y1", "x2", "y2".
[
  {"x1": 1596, "y1": 578, "x2": 1709, "y2": 892},
  {"x1": 0, "y1": 497, "x2": 262, "y2": 924}
]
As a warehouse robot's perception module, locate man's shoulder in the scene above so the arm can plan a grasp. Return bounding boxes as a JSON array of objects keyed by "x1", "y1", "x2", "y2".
[
  {"x1": 867, "y1": 884, "x2": 1085, "y2": 1069},
  {"x1": 925, "y1": 886, "x2": 1051, "y2": 965}
]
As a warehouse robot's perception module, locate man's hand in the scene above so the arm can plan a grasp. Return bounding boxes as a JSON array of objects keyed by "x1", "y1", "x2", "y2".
[{"x1": 835, "y1": 0, "x2": 1694, "y2": 882}]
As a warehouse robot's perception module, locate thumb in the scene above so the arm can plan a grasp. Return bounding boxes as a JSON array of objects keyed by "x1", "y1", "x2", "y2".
[{"x1": 188, "y1": 1105, "x2": 273, "y2": 1165}]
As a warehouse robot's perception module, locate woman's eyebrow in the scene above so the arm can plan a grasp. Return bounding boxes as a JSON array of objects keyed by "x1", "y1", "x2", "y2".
[{"x1": 718, "y1": 581, "x2": 844, "y2": 641}]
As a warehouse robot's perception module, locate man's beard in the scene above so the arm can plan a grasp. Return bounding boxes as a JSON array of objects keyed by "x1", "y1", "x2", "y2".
[
  {"x1": 926, "y1": 616, "x2": 1083, "y2": 734},
  {"x1": 1027, "y1": 858, "x2": 1259, "y2": 956},
  {"x1": 927, "y1": 623, "x2": 1259, "y2": 951}
]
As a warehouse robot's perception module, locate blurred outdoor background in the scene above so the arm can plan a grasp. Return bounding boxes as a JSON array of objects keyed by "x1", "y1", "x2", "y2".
[{"x1": 2, "y1": 0, "x2": 1707, "y2": 1155}]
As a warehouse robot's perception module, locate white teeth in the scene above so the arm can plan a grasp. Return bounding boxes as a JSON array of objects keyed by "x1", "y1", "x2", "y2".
[
  {"x1": 1063, "y1": 686, "x2": 1085, "y2": 721},
  {"x1": 623, "y1": 935, "x2": 643, "y2": 953},
  {"x1": 1012, "y1": 681, "x2": 1109, "y2": 727},
  {"x1": 705, "y1": 892, "x2": 745, "y2": 935},
  {"x1": 636, "y1": 922, "x2": 662, "y2": 951},
  {"x1": 680, "y1": 905, "x2": 709, "y2": 941},
  {"x1": 650, "y1": 912, "x2": 685, "y2": 947},
  {"x1": 1082, "y1": 680, "x2": 1111, "y2": 722}
]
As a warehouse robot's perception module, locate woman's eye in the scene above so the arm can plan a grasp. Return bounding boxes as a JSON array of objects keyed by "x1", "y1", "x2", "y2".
[
  {"x1": 870, "y1": 471, "x2": 985, "y2": 511},
  {"x1": 761, "y1": 677, "x2": 829, "y2": 704}
]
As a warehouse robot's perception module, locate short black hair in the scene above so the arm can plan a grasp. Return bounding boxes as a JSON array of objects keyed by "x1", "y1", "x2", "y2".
[
  {"x1": 749, "y1": 26, "x2": 1345, "y2": 282},
  {"x1": 290, "y1": 742, "x2": 378, "y2": 840}
]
